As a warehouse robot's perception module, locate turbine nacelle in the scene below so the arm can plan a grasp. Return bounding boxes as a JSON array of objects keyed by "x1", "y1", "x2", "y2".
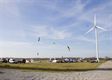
[
  {"x1": 85, "y1": 22, "x2": 106, "y2": 34},
  {"x1": 86, "y1": 26, "x2": 106, "y2": 33}
]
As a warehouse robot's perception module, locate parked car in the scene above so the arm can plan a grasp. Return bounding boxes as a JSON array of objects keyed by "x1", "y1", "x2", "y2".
[
  {"x1": 52, "y1": 60, "x2": 58, "y2": 63},
  {"x1": 90, "y1": 60, "x2": 98, "y2": 63},
  {"x1": 2, "y1": 58, "x2": 8, "y2": 63},
  {"x1": 9, "y1": 58, "x2": 15, "y2": 63},
  {"x1": 13, "y1": 58, "x2": 26, "y2": 64},
  {"x1": 64, "y1": 58, "x2": 69, "y2": 63}
]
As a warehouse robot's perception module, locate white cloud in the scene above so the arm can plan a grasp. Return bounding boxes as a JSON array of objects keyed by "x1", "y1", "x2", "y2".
[
  {"x1": 51, "y1": 29, "x2": 71, "y2": 39},
  {"x1": 0, "y1": 41, "x2": 31, "y2": 48},
  {"x1": 0, "y1": 0, "x2": 21, "y2": 17},
  {"x1": 29, "y1": 25, "x2": 72, "y2": 40},
  {"x1": 75, "y1": 36, "x2": 95, "y2": 43},
  {"x1": 0, "y1": 41, "x2": 36, "y2": 58}
]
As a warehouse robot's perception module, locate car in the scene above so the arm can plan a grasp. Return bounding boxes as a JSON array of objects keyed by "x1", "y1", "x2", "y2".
[
  {"x1": 90, "y1": 60, "x2": 98, "y2": 63},
  {"x1": 64, "y1": 58, "x2": 69, "y2": 63},
  {"x1": 9, "y1": 58, "x2": 15, "y2": 63},
  {"x1": 52, "y1": 60, "x2": 58, "y2": 63}
]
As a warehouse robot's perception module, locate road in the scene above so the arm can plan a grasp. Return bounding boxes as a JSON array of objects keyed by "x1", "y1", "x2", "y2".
[{"x1": 0, "y1": 61, "x2": 112, "y2": 80}]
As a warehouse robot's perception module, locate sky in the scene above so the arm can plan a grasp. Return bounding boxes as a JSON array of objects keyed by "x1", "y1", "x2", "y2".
[{"x1": 0, "y1": 0, "x2": 112, "y2": 58}]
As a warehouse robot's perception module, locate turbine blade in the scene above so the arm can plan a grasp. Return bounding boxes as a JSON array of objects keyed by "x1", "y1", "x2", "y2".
[
  {"x1": 94, "y1": 14, "x2": 96, "y2": 26},
  {"x1": 96, "y1": 26, "x2": 106, "y2": 31},
  {"x1": 85, "y1": 27, "x2": 94, "y2": 34}
]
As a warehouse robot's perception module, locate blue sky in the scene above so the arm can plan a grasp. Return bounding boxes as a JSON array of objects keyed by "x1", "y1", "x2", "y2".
[{"x1": 0, "y1": 0, "x2": 112, "y2": 58}]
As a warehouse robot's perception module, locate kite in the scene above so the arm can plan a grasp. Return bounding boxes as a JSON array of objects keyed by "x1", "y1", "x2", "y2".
[
  {"x1": 38, "y1": 37, "x2": 40, "y2": 42},
  {"x1": 67, "y1": 45, "x2": 70, "y2": 52},
  {"x1": 37, "y1": 52, "x2": 39, "y2": 56},
  {"x1": 53, "y1": 42, "x2": 56, "y2": 44}
]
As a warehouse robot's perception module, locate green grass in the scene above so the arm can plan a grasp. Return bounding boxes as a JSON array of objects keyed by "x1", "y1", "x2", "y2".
[{"x1": 0, "y1": 60, "x2": 105, "y2": 71}]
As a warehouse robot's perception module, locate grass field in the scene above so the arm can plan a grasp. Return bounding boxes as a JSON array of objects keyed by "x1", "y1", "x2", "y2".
[{"x1": 0, "y1": 60, "x2": 105, "y2": 71}]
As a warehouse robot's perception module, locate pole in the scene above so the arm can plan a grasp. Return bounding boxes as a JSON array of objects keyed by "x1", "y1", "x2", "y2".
[{"x1": 95, "y1": 27, "x2": 99, "y2": 62}]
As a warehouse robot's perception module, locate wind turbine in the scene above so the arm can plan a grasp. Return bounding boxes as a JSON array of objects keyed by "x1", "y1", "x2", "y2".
[{"x1": 86, "y1": 14, "x2": 106, "y2": 62}]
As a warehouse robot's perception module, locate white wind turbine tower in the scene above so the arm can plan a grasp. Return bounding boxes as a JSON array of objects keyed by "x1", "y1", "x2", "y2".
[{"x1": 86, "y1": 14, "x2": 106, "y2": 62}]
